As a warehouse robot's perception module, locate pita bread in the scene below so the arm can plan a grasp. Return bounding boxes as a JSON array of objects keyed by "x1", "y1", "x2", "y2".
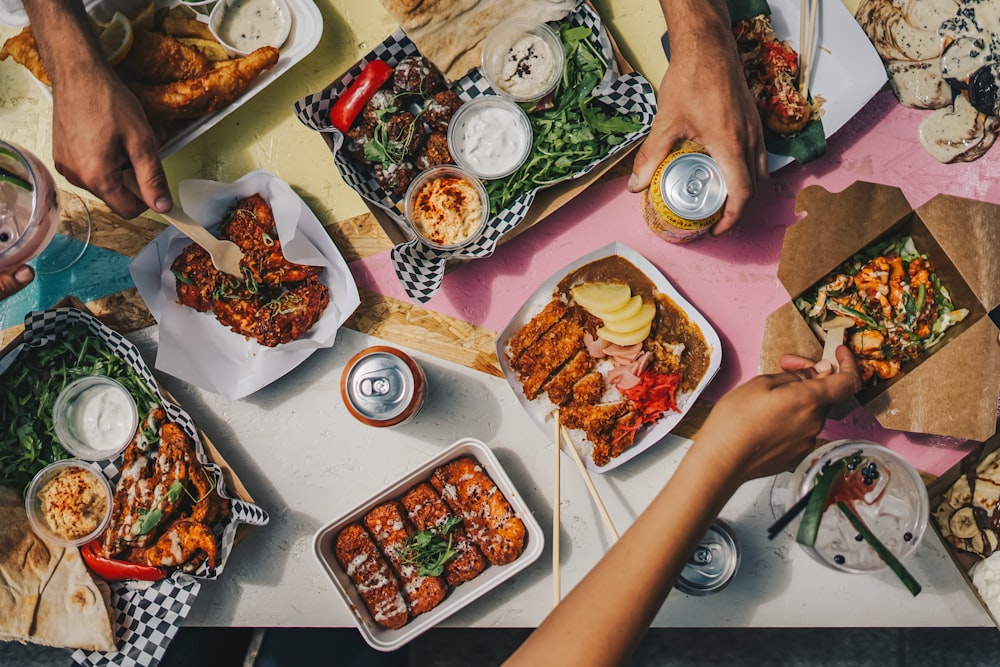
[
  {"x1": 379, "y1": 0, "x2": 576, "y2": 80},
  {"x1": 0, "y1": 487, "x2": 116, "y2": 652}
]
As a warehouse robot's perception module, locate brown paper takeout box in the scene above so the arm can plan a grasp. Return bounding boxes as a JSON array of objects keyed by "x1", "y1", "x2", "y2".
[
  {"x1": 926, "y1": 433, "x2": 1000, "y2": 629},
  {"x1": 760, "y1": 181, "x2": 1000, "y2": 442}
]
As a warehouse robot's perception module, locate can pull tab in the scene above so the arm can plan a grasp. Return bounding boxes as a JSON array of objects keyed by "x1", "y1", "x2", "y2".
[
  {"x1": 690, "y1": 545, "x2": 713, "y2": 566},
  {"x1": 681, "y1": 167, "x2": 711, "y2": 202},
  {"x1": 359, "y1": 376, "x2": 393, "y2": 397}
]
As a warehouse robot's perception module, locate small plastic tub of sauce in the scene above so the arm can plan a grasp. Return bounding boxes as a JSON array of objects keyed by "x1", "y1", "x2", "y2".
[
  {"x1": 25, "y1": 460, "x2": 114, "y2": 547},
  {"x1": 209, "y1": 0, "x2": 291, "y2": 57},
  {"x1": 53, "y1": 376, "x2": 139, "y2": 461},
  {"x1": 341, "y1": 346, "x2": 427, "y2": 427},
  {"x1": 480, "y1": 18, "x2": 564, "y2": 103},
  {"x1": 448, "y1": 95, "x2": 533, "y2": 180},
  {"x1": 404, "y1": 165, "x2": 489, "y2": 250}
]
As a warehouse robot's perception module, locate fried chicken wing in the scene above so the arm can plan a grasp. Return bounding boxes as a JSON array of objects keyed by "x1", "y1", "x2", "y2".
[
  {"x1": 0, "y1": 26, "x2": 49, "y2": 85},
  {"x1": 255, "y1": 278, "x2": 330, "y2": 348},
  {"x1": 118, "y1": 30, "x2": 211, "y2": 84},
  {"x1": 127, "y1": 517, "x2": 220, "y2": 572},
  {"x1": 128, "y1": 46, "x2": 280, "y2": 121},
  {"x1": 171, "y1": 243, "x2": 220, "y2": 312}
]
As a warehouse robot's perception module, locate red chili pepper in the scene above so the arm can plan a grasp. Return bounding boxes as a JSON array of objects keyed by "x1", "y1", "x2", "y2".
[
  {"x1": 80, "y1": 540, "x2": 167, "y2": 582},
  {"x1": 330, "y1": 60, "x2": 394, "y2": 133}
]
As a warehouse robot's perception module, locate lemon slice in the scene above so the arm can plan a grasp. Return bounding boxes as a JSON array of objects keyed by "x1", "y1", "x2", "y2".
[
  {"x1": 99, "y1": 11, "x2": 134, "y2": 66},
  {"x1": 131, "y1": 1, "x2": 157, "y2": 33}
]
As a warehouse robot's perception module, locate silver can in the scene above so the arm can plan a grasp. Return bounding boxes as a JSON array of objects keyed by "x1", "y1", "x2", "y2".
[
  {"x1": 340, "y1": 346, "x2": 427, "y2": 427},
  {"x1": 674, "y1": 519, "x2": 741, "y2": 595},
  {"x1": 643, "y1": 141, "x2": 727, "y2": 243}
]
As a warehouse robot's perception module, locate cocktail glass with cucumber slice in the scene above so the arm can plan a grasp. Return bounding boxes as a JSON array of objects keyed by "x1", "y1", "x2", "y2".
[
  {"x1": 0, "y1": 141, "x2": 91, "y2": 275},
  {"x1": 772, "y1": 440, "x2": 928, "y2": 587}
]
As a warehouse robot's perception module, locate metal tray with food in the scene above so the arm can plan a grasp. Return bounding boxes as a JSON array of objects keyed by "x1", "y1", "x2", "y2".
[
  {"x1": 294, "y1": 0, "x2": 656, "y2": 303},
  {"x1": 0, "y1": 0, "x2": 321, "y2": 159},
  {"x1": 313, "y1": 437, "x2": 543, "y2": 652},
  {"x1": 496, "y1": 242, "x2": 722, "y2": 473},
  {"x1": 0, "y1": 303, "x2": 268, "y2": 667}
]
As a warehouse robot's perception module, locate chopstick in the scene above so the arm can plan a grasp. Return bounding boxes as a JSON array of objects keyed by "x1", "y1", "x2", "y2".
[
  {"x1": 798, "y1": 0, "x2": 819, "y2": 96},
  {"x1": 767, "y1": 486, "x2": 814, "y2": 540},
  {"x1": 552, "y1": 410, "x2": 561, "y2": 609},
  {"x1": 560, "y1": 426, "x2": 620, "y2": 542}
]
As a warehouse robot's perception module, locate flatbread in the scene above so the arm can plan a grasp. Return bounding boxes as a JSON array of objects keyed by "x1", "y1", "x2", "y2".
[
  {"x1": 0, "y1": 487, "x2": 116, "y2": 652},
  {"x1": 379, "y1": 0, "x2": 576, "y2": 81}
]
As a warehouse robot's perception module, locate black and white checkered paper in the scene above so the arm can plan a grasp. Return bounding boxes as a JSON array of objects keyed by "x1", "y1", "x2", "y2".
[
  {"x1": 0, "y1": 307, "x2": 269, "y2": 667},
  {"x1": 293, "y1": 0, "x2": 657, "y2": 303}
]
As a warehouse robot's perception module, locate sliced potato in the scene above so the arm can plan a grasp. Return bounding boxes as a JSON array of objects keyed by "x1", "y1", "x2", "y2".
[
  {"x1": 597, "y1": 321, "x2": 652, "y2": 346},
  {"x1": 602, "y1": 303, "x2": 655, "y2": 334},
  {"x1": 178, "y1": 37, "x2": 230, "y2": 62},
  {"x1": 131, "y1": 0, "x2": 157, "y2": 33},
  {"x1": 589, "y1": 294, "x2": 643, "y2": 323},
  {"x1": 571, "y1": 282, "x2": 631, "y2": 314}
]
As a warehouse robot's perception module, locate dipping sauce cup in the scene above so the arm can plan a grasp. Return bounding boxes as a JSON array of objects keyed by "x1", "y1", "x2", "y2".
[
  {"x1": 25, "y1": 460, "x2": 114, "y2": 548},
  {"x1": 209, "y1": 0, "x2": 292, "y2": 57},
  {"x1": 404, "y1": 166, "x2": 489, "y2": 250},
  {"x1": 480, "y1": 18, "x2": 564, "y2": 103},
  {"x1": 53, "y1": 376, "x2": 139, "y2": 462},
  {"x1": 448, "y1": 95, "x2": 533, "y2": 180}
]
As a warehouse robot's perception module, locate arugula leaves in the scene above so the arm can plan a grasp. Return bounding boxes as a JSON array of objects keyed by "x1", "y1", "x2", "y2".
[
  {"x1": 398, "y1": 515, "x2": 463, "y2": 577},
  {"x1": 0, "y1": 326, "x2": 158, "y2": 494},
  {"x1": 485, "y1": 22, "x2": 643, "y2": 212}
]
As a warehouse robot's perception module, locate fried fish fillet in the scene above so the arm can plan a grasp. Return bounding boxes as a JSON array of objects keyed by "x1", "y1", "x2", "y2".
[
  {"x1": 118, "y1": 30, "x2": 211, "y2": 84},
  {"x1": 127, "y1": 45, "x2": 279, "y2": 121},
  {"x1": 0, "y1": 26, "x2": 49, "y2": 85},
  {"x1": 365, "y1": 502, "x2": 448, "y2": 616},
  {"x1": 401, "y1": 483, "x2": 488, "y2": 587},
  {"x1": 431, "y1": 457, "x2": 526, "y2": 566},
  {"x1": 335, "y1": 523, "x2": 409, "y2": 629}
]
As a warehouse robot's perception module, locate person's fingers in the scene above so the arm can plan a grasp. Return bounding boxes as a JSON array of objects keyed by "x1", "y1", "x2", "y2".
[
  {"x1": 628, "y1": 112, "x2": 683, "y2": 193},
  {"x1": 125, "y1": 132, "x2": 172, "y2": 213},
  {"x1": 97, "y1": 170, "x2": 148, "y2": 219},
  {"x1": 0, "y1": 265, "x2": 34, "y2": 300},
  {"x1": 708, "y1": 150, "x2": 753, "y2": 236}
]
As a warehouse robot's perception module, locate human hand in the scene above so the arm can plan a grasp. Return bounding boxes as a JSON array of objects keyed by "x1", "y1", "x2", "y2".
[
  {"x1": 628, "y1": 9, "x2": 766, "y2": 236},
  {"x1": 0, "y1": 265, "x2": 34, "y2": 301},
  {"x1": 50, "y1": 66, "x2": 172, "y2": 219},
  {"x1": 690, "y1": 346, "x2": 862, "y2": 486}
]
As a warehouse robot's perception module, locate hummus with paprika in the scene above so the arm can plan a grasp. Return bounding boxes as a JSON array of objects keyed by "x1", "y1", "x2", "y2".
[
  {"x1": 38, "y1": 466, "x2": 109, "y2": 541},
  {"x1": 408, "y1": 172, "x2": 485, "y2": 247}
]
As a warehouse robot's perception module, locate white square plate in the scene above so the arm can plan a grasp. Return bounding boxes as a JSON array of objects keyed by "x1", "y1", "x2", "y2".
[
  {"x1": 312, "y1": 438, "x2": 544, "y2": 652},
  {"x1": 495, "y1": 242, "x2": 723, "y2": 473}
]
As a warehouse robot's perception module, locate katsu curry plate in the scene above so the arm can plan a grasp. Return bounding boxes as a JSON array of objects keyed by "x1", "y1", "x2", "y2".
[{"x1": 497, "y1": 243, "x2": 722, "y2": 472}]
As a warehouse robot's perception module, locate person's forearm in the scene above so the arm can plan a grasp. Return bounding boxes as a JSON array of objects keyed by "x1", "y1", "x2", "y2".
[
  {"x1": 23, "y1": 0, "x2": 107, "y2": 87},
  {"x1": 503, "y1": 439, "x2": 743, "y2": 667},
  {"x1": 660, "y1": 0, "x2": 733, "y2": 57}
]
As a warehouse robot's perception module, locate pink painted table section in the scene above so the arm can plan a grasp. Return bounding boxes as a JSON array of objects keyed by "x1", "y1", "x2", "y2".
[{"x1": 349, "y1": 90, "x2": 1000, "y2": 476}]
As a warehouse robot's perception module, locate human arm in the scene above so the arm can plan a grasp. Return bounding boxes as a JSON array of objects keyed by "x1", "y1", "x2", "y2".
[
  {"x1": 0, "y1": 265, "x2": 33, "y2": 300},
  {"x1": 22, "y1": 0, "x2": 172, "y2": 218},
  {"x1": 627, "y1": 0, "x2": 766, "y2": 236},
  {"x1": 503, "y1": 347, "x2": 861, "y2": 667}
]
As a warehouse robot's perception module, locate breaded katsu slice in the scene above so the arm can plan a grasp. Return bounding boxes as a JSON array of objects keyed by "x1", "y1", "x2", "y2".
[
  {"x1": 516, "y1": 316, "x2": 587, "y2": 400},
  {"x1": 431, "y1": 457, "x2": 526, "y2": 566},
  {"x1": 364, "y1": 502, "x2": 448, "y2": 616},
  {"x1": 334, "y1": 524, "x2": 409, "y2": 629},
  {"x1": 507, "y1": 299, "x2": 569, "y2": 362},
  {"x1": 542, "y1": 349, "x2": 596, "y2": 406},
  {"x1": 401, "y1": 483, "x2": 488, "y2": 586},
  {"x1": 566, "y1": 371, "x2": 606, "y2": 406},
  {"x1": 560, "y1": 401, "x2": 631, "y2": 467}
]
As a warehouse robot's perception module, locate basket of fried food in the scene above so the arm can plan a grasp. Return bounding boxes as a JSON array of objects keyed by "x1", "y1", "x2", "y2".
[{"x1": 0, "y1": 2, "x2": 280, "y2": 147}]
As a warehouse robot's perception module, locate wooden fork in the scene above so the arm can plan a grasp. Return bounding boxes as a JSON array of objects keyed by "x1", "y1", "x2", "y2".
[{"x1": 161, "y1": 210, "x2": 244, "y2": 278}]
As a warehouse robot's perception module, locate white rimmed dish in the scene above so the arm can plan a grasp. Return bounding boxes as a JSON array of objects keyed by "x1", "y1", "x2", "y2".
[
  {"x1": 25, "y1": 459, "x2": 114, "y2": 548},
  {"x1": 495, "y1": 242, "x2": 723, "y2": 473},
  {"x1": 312, "y1": 437, "x2": 543, "y2": 652},
  {"x1": 53, "y1": 375, "x2": 139, "y2": 461},
  {"x1": 208, "y1": 0, "x2": 292, "y2": 57},
  {"x1": 403, "y1": 165, "x2": 489, "y2": 250},
  {"x1": 447, "y1": 95, "x2": 533, "y2": 180},
  {"x1": 480, "y1": 18, "x2": 564, "y2": 103}
]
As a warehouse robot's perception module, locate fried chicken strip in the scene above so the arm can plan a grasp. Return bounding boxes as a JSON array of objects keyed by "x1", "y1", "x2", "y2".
[
  {"x1": 118, "y1": 30, "x2": 211, "y2": 84},
  {"x1": 127, "y1": 45, "x2": 279, "y2": 121},
  {"x1": 0, "y1": 26, "x2": 49, "y2": 85}
]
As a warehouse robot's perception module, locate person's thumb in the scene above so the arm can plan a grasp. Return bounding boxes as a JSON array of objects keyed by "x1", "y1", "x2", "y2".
[
  {"x1": 627, "y1": 116, "x2": 680, "y2": 193},
  {"x1": 0, "y1": 265, "x2": 34, "y2": 300}
]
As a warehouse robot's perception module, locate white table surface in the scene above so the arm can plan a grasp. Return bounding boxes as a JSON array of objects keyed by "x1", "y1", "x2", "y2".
[{"x1": 126, "y1": 325, "x2": 994, "y2": 629}]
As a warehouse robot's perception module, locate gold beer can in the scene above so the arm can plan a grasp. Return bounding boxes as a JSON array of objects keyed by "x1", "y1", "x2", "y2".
[{"x1": 642, "y1": 141, "x2": 727, "y2": 243}]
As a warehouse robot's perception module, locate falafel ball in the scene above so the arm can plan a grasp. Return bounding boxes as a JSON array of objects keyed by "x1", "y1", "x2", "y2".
[
  {"x1": 361, "y1": 88, "x2": 400, "y2": 128},
  {"x1": 424, "y1": 90, "x2": 463, "y2": 132},
  {"x1": 373, "y1": 161, "x2": 417, "y2": 197},
  {"x1": 344, "y1": 122, "x2": 375, "y2": 164},
  {"x1": 415, "y1": 133, "x2": 452, "y2": 171},
  {"x1": 383, "y1": 111, "x2": 426, "y2": 161},
  {"x1": 393, "y1": 55, "x2": 445, "y2": 98}
]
